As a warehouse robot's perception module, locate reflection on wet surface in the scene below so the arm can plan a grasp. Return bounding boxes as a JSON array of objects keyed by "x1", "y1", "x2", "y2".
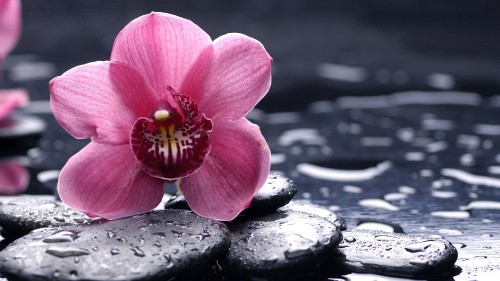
[
  {"x1": 262, "y1": 90, "x2": 500, "y2": 280},
  {"x1": 2, "y1": 52, "x2": 500, "y2": 280}
]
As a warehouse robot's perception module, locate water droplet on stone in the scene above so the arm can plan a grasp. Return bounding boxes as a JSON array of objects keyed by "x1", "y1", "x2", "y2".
[
  {"x1": 375, "y1": 235, "x2": 398, "y2": 241},
  {"x1": 73, "y1": 218, "x2": 85, "y2": 223},
  {"x1": 404, "y1": 241, "x2": 433, "y2": 253},
  {"x1": 45, "y1": 247, "x2": 90, "y2": 258},
  {"x1": 344, "y1": 236, "x2": 356, "y2": 243},
  {"x1": 153, "y1": 232, "x2": 166, "y2": 238},
  {"x1": 42, "y1": 230, "x2": 80, "y2": 243},
  {"x1": 130, "y1": 246, "x2": 145, "y2": 257},
  {"x1": 53, "y1": 216, "x2": 66, "y2": 223},
  {"x1": 438, "y1": 229, "x2": 463, "y2": 236},
  {"x1": 284, "y1": 244, "x2": 313, "y2": 259}
]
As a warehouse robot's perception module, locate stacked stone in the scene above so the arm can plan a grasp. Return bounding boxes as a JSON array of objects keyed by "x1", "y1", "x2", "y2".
[{"x1": 0, "y1": 173, "x2": 457, "y2": 280}]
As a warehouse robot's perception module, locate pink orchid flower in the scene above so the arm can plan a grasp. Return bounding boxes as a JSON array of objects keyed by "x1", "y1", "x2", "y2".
[
  {"x1": 0, "y1": 88, "x2": 28, "y2": 120},
  {"x1": 50, "y1": 12, "x2": 272, "y2": 221},
  {"x1": 0, "y1": 0, "x2": 21, "y2": 68},
  {"x1": 0, "y1": 160, "x2": 29, "y2": 195}
]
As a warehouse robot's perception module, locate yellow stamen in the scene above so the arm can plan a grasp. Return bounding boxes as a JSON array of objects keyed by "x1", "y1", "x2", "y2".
[
  {"x1": 154, "y1": 110, "x2": 170, "y2": 121},
  {"x1": 168, "y1": 124, "x2": 175, "y2": 136},
  {"x1": 160, "y1": 127, "x2": 168, "y2": 139}
]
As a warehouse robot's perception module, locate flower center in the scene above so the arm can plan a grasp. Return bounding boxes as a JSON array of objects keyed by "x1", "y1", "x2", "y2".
[{"x1": 130, "y1": 93, "x2": 212, "y2": 180}]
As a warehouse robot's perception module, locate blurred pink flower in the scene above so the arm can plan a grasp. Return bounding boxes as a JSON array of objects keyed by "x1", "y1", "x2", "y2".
[
  {"x1": 0, "y1": 160, "x2": 29, "y2": 195},
  {"x1": 0, "y1": 0, "x2": 25, "y2": 121},
  {"x1": 0, "y1": 0, "x2": 21, "y2": 67},
  {"x1": 0, "y1": 88, "x2": 28, "y2": 120},
  {"x1": 50, "y1": 12, "x2": 272, "y2": 221}
]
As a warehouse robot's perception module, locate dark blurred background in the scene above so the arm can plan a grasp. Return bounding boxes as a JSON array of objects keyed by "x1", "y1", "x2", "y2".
[{"x1": 7, "y1": 0, "x2": 500, "y2": 112}]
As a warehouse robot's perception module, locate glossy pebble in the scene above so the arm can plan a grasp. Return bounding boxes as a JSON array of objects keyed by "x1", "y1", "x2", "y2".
[{"x1": 0, "y1": 209, "x2": 230, "y2": 281}]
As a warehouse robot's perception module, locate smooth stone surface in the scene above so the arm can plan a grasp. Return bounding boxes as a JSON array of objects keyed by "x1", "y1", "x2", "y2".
[
  {"x1": 0, "y1": 195, "x2": 92, "y2": 239},
  {"x1": 329, "y1": 230, "x2": 458, "y2": 278},
  {"x1": 244, "y1": 172, "x2": 298, "y2": 215},
  {"x1": 0, "y1": 115, "x2": 46, "y2": 149},
  {"x1": 224, "y1": 210, "x2": 342, "y2": 277},
  {"x1": 279, "y1": 200, "x2": 347, "y2": 230},
  {"x1": 0, "y1": 209, "x2": 231, "y2": 281},
  {"x1": 164, "y1": 172, "x2": 298, "y2": 216}
]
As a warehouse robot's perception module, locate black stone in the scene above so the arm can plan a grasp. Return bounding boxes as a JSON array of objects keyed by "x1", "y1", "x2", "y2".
[
  {"x1": 164, "y1": 193, "x2": 189, "y2": 210},
  {"x1": 279, "y1": 200, "x2": 347, "y2": 230},
  {"x1": 244, "y1": 172, "x2": 298, "y2": 215},
  {"x1": 164, "y1": 172, "x2": 298, "y2": 216},
  {"x1": 224, "y1": 210, "x2": 342, "y2": 278},
  {"x1": 0, "y1": 209, "x2": 231, "y2": 281},
  {"x1": 0, "y1": 115, "x2": 46, "y2": 150},
  {"x1": 329, "y1": 230, "x2": 458, "y2": 278},
  {"x1": 0, "y1": 195, "x2": 92, "y2": 239}
]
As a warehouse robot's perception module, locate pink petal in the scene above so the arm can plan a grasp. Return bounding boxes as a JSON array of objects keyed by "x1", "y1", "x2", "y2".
[
  {"x1": 58, "y1": 142, "x2": 165, "y2": 220},
  {"x1": 111, "y1": 12, "x2": 213, "y2": 96},
  {"x1": 0, "y1": 160, "x2": 29, "y2": 194},
  {"x1": 184, "y1": 33, "x2": 272, "y2": 121},
  {"x1": 0, "y1": 0, "x2": 21, "y2": 60},
  {"x1": 180, "y1": 118, "x2": 271, "y2": 221},
  {"x1": 0, "y1": 88, "x2": 28, "y2": 120},
  {"x1": 49, "y1": 61, "x2": 157, "y2": 145}
]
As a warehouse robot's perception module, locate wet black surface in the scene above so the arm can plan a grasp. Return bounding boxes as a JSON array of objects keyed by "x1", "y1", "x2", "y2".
[
  {"x1": 1, "y1": 1, "x2": 500, "y2": 280},
  {"x1": 0, "y1": 210, "x2": 231, "y2": 281},
  {"x1": 224, "y1": 210, "x2": 341, "y2": 277},
  {"x1": 330, "y1": 230, "x2": 458, "y2": 278},
  {"x1": 0, "y1": 195, "x2": 91, "y2": 239},
  {"x1": 165, "y1": 173, "x2": 298, "y2": 216}
]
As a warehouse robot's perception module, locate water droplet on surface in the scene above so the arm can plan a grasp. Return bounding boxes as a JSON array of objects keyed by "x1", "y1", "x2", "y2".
[
  {"x1": 130, "y1": 246, "x2": 145, "y2": 257},
  {"x1": 375, "y1": 235, "x2": 398, "y2": 241},
  {"x1": 431, "y1": 190, "x2": 457, "y2": 199},
  {"x1": 45, "y1": 247, "x2": 90, "y2": 258},
  {"x1": 73, "y1": 218, "x2": 85, "y2": 223},
  {"x1": 344, "y1": 236, "x2": 356, "y2": 243},
  {"x1": 383, "y1": 193, "x2": 408, "y2": 201},
  {"x1": 358, "y1": 199, "x2": 399, "y2": 211},
  {"x1": 442, "y1": 168, "x2": 500, "y2": 188},
  {"x1": 53, "y1": 216, "x2": 66, "y2": 223},
  {"x1": 343, "y1": 185, "x2": 363, "y2": 193},
  {"x1": 42, "y1": 230, "x2": 80, "y2": 243},
  {"x1": 296, "y1": 161, "x2": 392, "y2": 182},
  {"x1": 398, "y1": 186, "x2": 416, "y2": 194},
  {"x1": 438, "y1": 229, "x2": 463, "y2": 236},
  {"x1": 284, "y1": 244, "x2": 313, "y2": 259},
  {"x1": 431, "y1": 211, "x2": 470, "y2": 219},
  {"x1": 356, "y1": 222, "x2": 397, "y2": 233},
  {"x1": 38, "y1": 203, "x2": 57, "y2": 209},
  {"x1": 152, "y1": 232, "x2": 166, "y2": 238},
  {"x1": 404, "y1": 241, "x2": 433, "y2": 253},
  {"x1": 460, "y1": 200, "x2": 500, "y2": 210}
]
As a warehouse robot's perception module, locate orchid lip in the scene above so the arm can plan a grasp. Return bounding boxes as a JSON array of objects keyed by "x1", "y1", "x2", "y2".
[{"x1": 131, "y1": 93, "x2": 212, "y2": 180}]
